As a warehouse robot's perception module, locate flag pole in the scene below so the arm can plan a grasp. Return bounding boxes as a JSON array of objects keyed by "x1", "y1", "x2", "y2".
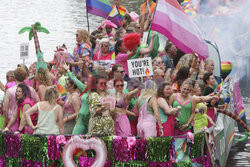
[
  {"x1": 86, "y1": 4, "x2": 90, "y2": 32},
  {"x1": 146, "y1": 0, "x2": 158, "y2": 45}
]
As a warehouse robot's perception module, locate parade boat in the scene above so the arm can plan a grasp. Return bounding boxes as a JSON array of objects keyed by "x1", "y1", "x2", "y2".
[
  {"x1": 0, "y1": 1, "x2": 249, "y2": 167},
  {"x1": 0, "y1": 40, "x2": 248, "y2": 167}
]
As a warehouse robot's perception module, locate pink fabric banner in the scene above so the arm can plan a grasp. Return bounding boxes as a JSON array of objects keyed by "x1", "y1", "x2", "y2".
[
  {"x1": 233, "y1": 82, "x2": 245, "y2": 118},
  {"x1": 151, "y1": 0, "x2": 209, "y2": 60}
]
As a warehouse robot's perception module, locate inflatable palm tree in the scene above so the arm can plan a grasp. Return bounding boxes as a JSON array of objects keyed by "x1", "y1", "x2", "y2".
[{"x1": 18, "y1": 22, "x2": 49, "y2": 70}]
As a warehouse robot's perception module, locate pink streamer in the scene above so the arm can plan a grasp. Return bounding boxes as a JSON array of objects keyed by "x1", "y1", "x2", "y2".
[{"x1": 112, "y1": 137, "x2": 147, "y2": 162}]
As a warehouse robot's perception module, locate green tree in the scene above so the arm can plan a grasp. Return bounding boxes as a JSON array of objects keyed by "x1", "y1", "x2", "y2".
[{"x1": 18, "y1": 22, "x2": 49, "y2": 54}]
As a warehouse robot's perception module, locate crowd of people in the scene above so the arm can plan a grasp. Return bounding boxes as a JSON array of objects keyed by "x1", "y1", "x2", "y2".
[{"x1": 0, "y1": 0, "x2": 225, "y2": 138}]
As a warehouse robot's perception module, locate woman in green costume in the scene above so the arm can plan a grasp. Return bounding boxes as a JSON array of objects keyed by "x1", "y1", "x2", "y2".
[
  {"x1": 63, "y1": 64, "x2": 92, "y2": 135},
  {"x1": 170, "y1": 80, "x2": 196, "y2": 136}
]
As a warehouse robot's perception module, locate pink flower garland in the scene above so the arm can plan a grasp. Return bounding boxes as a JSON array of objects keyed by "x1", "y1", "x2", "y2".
[
  {"x1": 112, "y1": 136, "x2": 147, "y2": 162},
  {"x1": 5, "y1": 134, "x2": 20, "y2": 158}
]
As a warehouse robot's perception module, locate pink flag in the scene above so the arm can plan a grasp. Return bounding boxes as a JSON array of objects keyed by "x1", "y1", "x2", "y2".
[
  {"x1": 151, "y1": 0, "x2": 209, "y2": 59},
  {"x1": 233, "y1": 82, "x2": 245, "y2": 119}
]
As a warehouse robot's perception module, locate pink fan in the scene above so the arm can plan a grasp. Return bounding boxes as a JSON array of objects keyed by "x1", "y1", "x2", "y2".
[{"x1": 100, "y1": 96, "x2": 116, "y2": 110}]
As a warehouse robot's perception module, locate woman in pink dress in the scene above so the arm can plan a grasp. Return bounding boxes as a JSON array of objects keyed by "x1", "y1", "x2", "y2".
[
  {"x1": 135, "y1": 80, "x2": 163, "y2": 138},
  {"x1": 62, "y1": 78, "x2": 81, "y2": 134},
  {"x1": 113, "y1": 79, "x2": 138, "y2": 137}
]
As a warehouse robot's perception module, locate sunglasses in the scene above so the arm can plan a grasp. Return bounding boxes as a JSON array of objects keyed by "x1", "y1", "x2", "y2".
[
  {"x1": 102, "y1": 44, "x2": 109, "y2": 48},
  {"x1": 116, "y1": 84, "x2": 124, "y2": 88},
  {"x1": 135, "y1": 26, "x2": 140, "y2": 29},
  {"x1": 156, "y1": 61, "x2": 163, "y2": 64},
  {"x1": 116, "y1": 70, "x2": 125, "y2": 74},
  {"x1": 98, "y1": 82, "x2": 106, "y2": 86}
]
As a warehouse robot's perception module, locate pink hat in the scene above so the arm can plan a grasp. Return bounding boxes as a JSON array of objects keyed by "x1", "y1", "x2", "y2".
[
  {"x1": 98, "y1": 20, "x2": 117, "y2": 29},
  {"x1": 129, "y1": 12, "x2": 139, "y2": 23}
]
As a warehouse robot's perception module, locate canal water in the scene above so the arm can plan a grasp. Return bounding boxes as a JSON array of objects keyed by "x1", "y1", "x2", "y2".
[{"x1": 0, "y1": 0, "x2": 249, "y2": 166}]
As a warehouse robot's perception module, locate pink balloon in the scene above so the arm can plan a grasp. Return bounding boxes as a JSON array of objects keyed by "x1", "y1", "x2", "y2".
[{"x1": 62, "y1": 136, "x2": 107, "y2": 167}]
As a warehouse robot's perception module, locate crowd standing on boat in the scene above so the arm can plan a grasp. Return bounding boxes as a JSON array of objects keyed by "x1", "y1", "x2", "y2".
[{"x1": 0, "y1": 0, "x2": 229, "y2": 140}]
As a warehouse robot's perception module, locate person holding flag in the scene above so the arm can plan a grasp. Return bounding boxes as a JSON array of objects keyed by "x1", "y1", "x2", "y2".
[
  {"x1": 140, "y1": 0, "x2": 156, "y2": 18},
  {"x1": 109, "y1": 0, "x2": 128, "y2": 26}
]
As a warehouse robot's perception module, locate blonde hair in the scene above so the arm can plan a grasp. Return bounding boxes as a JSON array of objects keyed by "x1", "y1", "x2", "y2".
[
  {"x1": 139, "y1": 80, "x2": 157, "y2": 98},
  {"x1": 44, "y1": 86, "x2": 59, "y2": 104},
  {"x1": 36, "y1": 68, "x2": 52, "y2": 87},
  {"x1": 77, "y1": 29, "x2": 92, "y2": 47},
  {"x1": 152, "y1": 56, "x2": 162, "y2": 66},
  {"x1": 204, "y1": 59, "x2": 214, "y2": 70},
  {"x1": 165, "y1": 68, "x2": 176, "y2": 84},
  {"x1": 177, "y1": 54, "x2": 193, "y2": 69}
]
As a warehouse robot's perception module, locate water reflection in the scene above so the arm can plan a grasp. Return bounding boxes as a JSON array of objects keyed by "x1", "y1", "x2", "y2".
[{"x1": 0, "y1": 0, "x2": 141, "y2": 90}]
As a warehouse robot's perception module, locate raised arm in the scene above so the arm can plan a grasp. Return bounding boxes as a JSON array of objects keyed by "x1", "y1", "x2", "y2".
[
  {"x1": 139, "y1": 33, "x2": 155, "y2": 55},
  {"x1": 124, "y1": 88, "x2": 139, "y2": 105},
  {"x1": 65, "y1": 64, "x2": 87, "y2": 93},
  {"x1": 194, "y1": 95, "x2": 218, "y2": 104}
]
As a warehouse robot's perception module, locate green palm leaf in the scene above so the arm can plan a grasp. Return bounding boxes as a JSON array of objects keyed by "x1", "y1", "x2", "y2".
[
  {"x1": 18, "y1": 27, "x2": 32, "y2": 34},
  {"x1": 36, "y1": 27, "x2": 50, "y2": 34},
  {"x1": 29, "y1": 31, "x2": 34, "y2": 41},
  {"x1": 34, "y1": 22, "x2": 41, "y2": 29}
]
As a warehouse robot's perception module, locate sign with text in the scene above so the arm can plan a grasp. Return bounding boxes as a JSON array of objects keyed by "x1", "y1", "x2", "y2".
[
  {"x1": 127, "y1": 57, "x2": 153, "y2": 78},
  {"x1": 20, "y1": 43, "x2": 29, "y2": 59}
]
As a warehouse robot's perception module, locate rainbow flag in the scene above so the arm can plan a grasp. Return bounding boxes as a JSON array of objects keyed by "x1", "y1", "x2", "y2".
[
  {"x1": 108, "y1": 5, "x2": 126, "y2": 26},
  {"x1": 108, "y1": 6, "x2": 119, "y2": 17},
  {"x1": 86, "y1": 0, "x2": 121, "y2": 27},
  {"x1": 181, "y1": 0, "x2": 198, "y2": 18},
  {"x1": 176, "y1": 64, "x2": 179, "y2": 71},
  {"x1": 109, "y1": 6, "x2": 126, "y2": 18},
  {"x1": 216, "y1": 82, "x2": 223, "y2": 93},
  {"x1": 86, "y1": 0, "x2": 112, "y2": 18},
  {"x1": 151, "y1": 0, "x2": 209, "y2": 60},
  {"x1": 57, "y1": 84, "x2": 67, "y2": 97},
  {"x1": 226, "y1": 132, "x2": 234, "y2": 157}
]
